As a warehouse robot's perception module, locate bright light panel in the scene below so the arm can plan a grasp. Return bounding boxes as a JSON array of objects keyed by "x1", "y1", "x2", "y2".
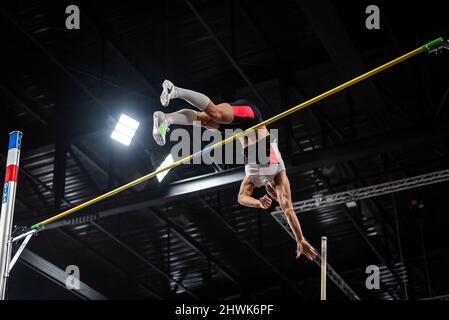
[
  {"x1": 119, "y1": 114, "x2": 140, "y2": 130},
  {"x1": 156, "y1": 154, "x2": 174, "y2": 182},
  {"x1": 346, "y1": 201, "x2": 357, "y2": 208},
  {"x1": 111, "y1": 114, "x2": 140, "y2": 146},
  {"x1": 114, "y1": 122, "x2": 136, "y2": 138},
  {"x1": 111, "y1": 130, "x2": 132, "y2": 146}
]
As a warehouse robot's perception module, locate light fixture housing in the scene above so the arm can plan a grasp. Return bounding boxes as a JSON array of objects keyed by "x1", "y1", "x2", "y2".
[{"x1": 111, "y1": 114, "x2": 140, "y2": 146}]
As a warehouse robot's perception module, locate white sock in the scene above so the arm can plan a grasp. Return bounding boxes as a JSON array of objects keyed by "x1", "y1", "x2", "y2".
[
  {"x1": 166, "y1": 109, "x2": 198, "y2": 126},
  {"x1": 175, "y1": 86, "x2": 210, "y2": 111}
]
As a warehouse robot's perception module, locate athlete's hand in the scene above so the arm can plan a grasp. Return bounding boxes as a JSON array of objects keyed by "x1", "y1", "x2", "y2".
[
  {"x1": 258, "y1": 195, "x2": 272, "y2": 209},
  {"x1": 296, "y1": 239, "x2": 318, "y2": 261}
]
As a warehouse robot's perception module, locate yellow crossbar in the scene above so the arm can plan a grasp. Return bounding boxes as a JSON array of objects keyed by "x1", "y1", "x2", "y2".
[{"x1": 31, "y1": 38, "x2": 442, "y2": 230}]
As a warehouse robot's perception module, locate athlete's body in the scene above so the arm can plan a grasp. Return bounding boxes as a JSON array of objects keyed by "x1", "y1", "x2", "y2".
[{"x1": 153, "y1": 80, "x2": 317, "y2": 260}]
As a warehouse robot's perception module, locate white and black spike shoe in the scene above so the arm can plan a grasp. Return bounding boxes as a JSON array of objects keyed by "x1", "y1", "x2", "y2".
[
  {"x1": 152, "y1": 111, "x2": 170, "y2": 146},
  {"x1": 160, "y1": 80, "x2": 177, "y2": 107}
]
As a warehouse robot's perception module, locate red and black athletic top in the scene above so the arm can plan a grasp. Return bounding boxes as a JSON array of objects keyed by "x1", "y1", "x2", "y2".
[{"x1": 218, "y1": 99, "x2": 263, "y2": 132}]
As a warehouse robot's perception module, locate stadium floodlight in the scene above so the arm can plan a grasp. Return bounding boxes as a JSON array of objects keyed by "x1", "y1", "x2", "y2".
[{"x1": 111, "y1": 114, "x2": 140, "y2": 146}]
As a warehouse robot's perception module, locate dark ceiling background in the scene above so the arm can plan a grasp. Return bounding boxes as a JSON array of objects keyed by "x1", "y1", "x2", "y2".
[{"x1": 1, "y1": 0, "x2": 449, "y2": 300}]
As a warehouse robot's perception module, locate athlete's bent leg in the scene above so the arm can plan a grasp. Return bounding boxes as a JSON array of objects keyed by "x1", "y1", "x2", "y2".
[
  {"x1": 160, "y1": 80, "x2": 233, "y2": 124},
  {"x1": 166, "y1": 109, "x2": 198, "y2": 125},
  {"x1": 203, "y1": 101, "x2": 234, "y2": 124},
  {"x1": 161, "y1": 80, "x2": 210, "y2": 110},
  {"x1": 152, "y1": 109, "x2": 198, "y2": 146}
]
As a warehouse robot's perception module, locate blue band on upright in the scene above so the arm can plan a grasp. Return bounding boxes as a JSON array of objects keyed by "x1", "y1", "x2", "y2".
[
  {"x1": 2, "y1": 183, "x2": 9, "y2": 204},
  {"x1": 8, "y1": 131, "x2": 23, "y2": 150}
]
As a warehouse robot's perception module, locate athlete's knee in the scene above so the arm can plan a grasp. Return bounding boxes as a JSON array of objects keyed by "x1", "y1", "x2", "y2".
[{"x1": 206, "y1": 105, "x2": 224, "y2": 121}]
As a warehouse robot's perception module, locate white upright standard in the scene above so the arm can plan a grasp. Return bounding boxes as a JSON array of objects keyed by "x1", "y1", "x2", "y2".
[{"x1": 0, "y1": 131, "x2": 22, "y2": 300}]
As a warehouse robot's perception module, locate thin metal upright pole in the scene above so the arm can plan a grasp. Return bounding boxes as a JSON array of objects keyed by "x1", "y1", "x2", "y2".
[
  {"x1": 321, "y1": 236, "x2": 327, "y2": 300},
  {"x1": 0, "y1": 131, "x2": 23, "y2": 299}
]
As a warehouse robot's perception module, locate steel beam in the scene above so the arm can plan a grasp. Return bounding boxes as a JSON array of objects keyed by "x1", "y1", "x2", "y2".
[
  {"x1": 150, "y1": 208, "x2": 239, "y2": 285},
  {"x1": 271, "y1": 169, "x2": 449, "y2": 214},
  {"x1": 422, "y1": 294, "x2": 449, "y2": 300},
  {"x1": 18, "y1": 248, "x2": 107, "y2": 300},
  {"x1": 57, "y1": 229, "x2": 163, "y2": 299}
]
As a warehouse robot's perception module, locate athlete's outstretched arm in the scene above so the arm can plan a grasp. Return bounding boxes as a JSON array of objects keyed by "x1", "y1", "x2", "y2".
[
  {"x1": 274, "y1": 171, "x2": 318, "y2": 260},
  {"x1": 237, "y1": 176, "x2": 272, "y2": 209}
]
